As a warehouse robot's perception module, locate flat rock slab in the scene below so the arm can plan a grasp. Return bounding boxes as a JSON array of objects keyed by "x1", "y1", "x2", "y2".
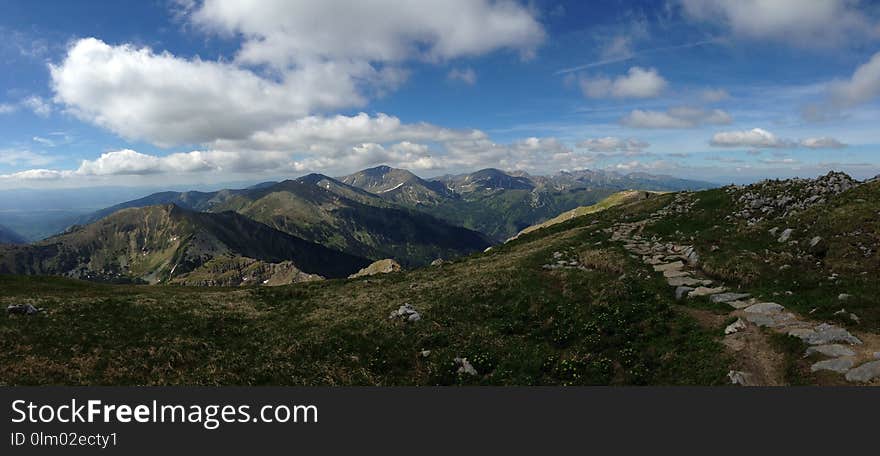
[
  {"x1": 745, "y1": 314, "x2": 776, "y2": 327},
  {"x1": 710, "y1": 292, "x2": 751, "y2": 303},
  {"x1": 811, "y1": 357, "x2": 855, "y2": 374},
  {"x1": 806, "y1": 344, "x2": 857, "y2": 358},
  {"x1": 726, "y1": 300, "x2": 752, "y2": 310},
  {"x1": 788, "y1": 324, "x2": 862, "y2": 346},
  {"x1": 845, "y1": 360, "x2": 880, "y2": 383},
  {"x1": 689, "y1": 286, "x2": 726, "y2": 297},
  {"x1": 663, "y1": 269, "x2": 690, "y2": 278},
  {"x1": 744, "y1": 302, "x2": 785, "y2": 314},
  {"x1": 653, "y1": 261, "x2": 684, "y2": 272},
  {"x1": 667, "y1": 277, "x2": 709, "y2": 287}
]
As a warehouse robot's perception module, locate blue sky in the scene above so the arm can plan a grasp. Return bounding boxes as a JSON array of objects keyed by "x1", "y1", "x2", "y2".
[{"x1": 1, "y1": 0, "x2": 879, "y2": 189}]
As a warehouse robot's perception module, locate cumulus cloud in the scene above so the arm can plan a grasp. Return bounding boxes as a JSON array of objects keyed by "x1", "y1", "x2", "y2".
[
  {"x1": 679, "y1": 0, "x2": 877, "y2": 47},
  {"x1": 579, "y1": 67, "x2": 667, "y2": 99},
  {"x1": 800, "y1": 137, "x2": 847, "y2": 148},
  {"x1": 620, "y1": 107, "x2": 732, "y2": 128},
  {"x1": 447, "y1": 67, "x2": 477, "y2": 85},
  {"x1": 21, "y1": 96, "x2": 52, "y2": 117},
  {"x1": 189, "y1": 0, "x2": 545, "y2": 66},
  {"x1": 577, "y1": 137, "x2": 649, "y2": 154},
  {"x1": 710, "y1": 128, "x2": 791, "y2": 148},
  {"x1": 827, "y1": 51, "x2": 880, "y2": 109}
]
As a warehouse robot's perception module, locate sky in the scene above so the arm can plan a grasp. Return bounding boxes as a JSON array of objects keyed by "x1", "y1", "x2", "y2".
[{"x1": 0, "y1": 0, "x2": 879, "y2": 189}]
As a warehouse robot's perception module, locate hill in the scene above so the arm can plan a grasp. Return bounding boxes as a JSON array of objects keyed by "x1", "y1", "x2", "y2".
[
  {"x1": 510, "y1": 190, "x2": 656, "y2": 240},
  {"x1": 0, "y1": 225, "x2": 27, "y2": 244},
  {"x1": 0, "y1": 204, "x2": 370, "y2": 285},
  {"x1": 207, "y1": 175, "x2": 491, "y2": 267},
  {"x1": 2, "y1": 171, "x2": 876, "y2": 386}
]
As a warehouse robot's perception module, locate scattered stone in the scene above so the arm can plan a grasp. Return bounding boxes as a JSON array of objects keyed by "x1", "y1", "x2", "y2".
[
  {"x1": 809, "y1": 236, "x2": 823, "y2": 248},
  {"x1": 777, "y1": 228, "x2": 793, "y2": 243},
  {"x1": 805, "y1": 344, "x2": 856, "y2": 358},
  {"x1": 744, "y1": 302, "x2": 785, "y2": 314},
  {"x1": 811, "y1": 357, "x2": 855, "y2": 374},
  {"x1": 874, "y1": 352, "x2": 880, "y2": 360},
  {"x1": 688, "y1": 286, "x2": 726, "y2": 297},
  {"x1": 667, "y1": 276, "x2": 708, "y2": 287},
  {"x1": 844, "y1": 361, "x2": 880, "y2": 383},
  {"x1": 431, "y1": 258, "x2": 447, "y2": 266},
  {"x1": 685, "y1": 248, "x2": 700, "y2": 267},
  {"x1": 6, "y1": 304, "x2": 42, "y2": 315},
  {"x1": 838, "y1": 293, "x2": 852, "y2": 301},
  {"x1": 663, "y1": 269, "x2": 690, "y2": 278},
  {"x1": 389, "y1": 303, "x2": 421, "y2": 322},
  {"x1": 675, "y1": 286, "x2": 694, "y2": 300},
  {"x1": 725, "y1": 318, "x2": 746, "y2": 335},
  {"x1": 454, "y1": 357, "x2": 478, "y2": 376},
  {"x1": 745, "y1": 314, "x2": 777, "y2": 328},
  {"x1": 420, "y1": 350, "x2": 431, "y2": 357},
  {"x1": 710, "y1": 292, "x2": 751, "y2": 303},
  {"x1": 728, "y1": 370, "x2": 752, "y2": 386},
  {"x1": 726, "y1": 300, "x2": 752, "y2": 310}
]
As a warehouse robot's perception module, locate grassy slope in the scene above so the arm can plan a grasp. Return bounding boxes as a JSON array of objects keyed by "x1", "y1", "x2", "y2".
[
  {"x1": 0, "y1": 201, "x2": 728, "y2": 385},
  {"x1": 515, "y1": 190, "x2": 655, "y2": 238}
]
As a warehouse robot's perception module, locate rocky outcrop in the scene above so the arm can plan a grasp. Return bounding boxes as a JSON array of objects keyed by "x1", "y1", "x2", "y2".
[{"x1": 350, "y1": 259, "x2": 402, "y2": 278}]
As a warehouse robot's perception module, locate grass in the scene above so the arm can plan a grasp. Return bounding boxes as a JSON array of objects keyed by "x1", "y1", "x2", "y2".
[{"x1": 0, "y1": 210, "x2": 730, "y2": 386}]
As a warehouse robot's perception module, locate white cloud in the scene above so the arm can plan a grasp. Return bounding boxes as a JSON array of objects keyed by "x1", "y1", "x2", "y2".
[
  {"x1": 620, "y1": 107, "x2": 732, "y2": 128},
  {"x1": 710, "y1": 128, "x2": 791, "y2": 148},
  {"x1": 189, "y1": 0, "x2": 545, "y2": 67},
  {"x1": 447, "y1": 67, "x2": 477, "y2": 85},
  {"x1": 577, "y1": 137, "x2": 649, "y2": 154},
  {"x1": 0, "y1": 149, "x2": 55, "y2": 167},
  {"x1": 579, "y1": 67, "x2": 667, "y2": 99},
  {"x1": 828, "y1": 51, "x2": 880, "y2": 109},
  {"x1": 21, "y1": 96, "x2": 51, "y2": 117},
  {"x1": 0, "y1": 169, "x2": 68, "y2": 181},
  {"x1": 700, "y1": 88, "x2": 730, "y2": 102},
  {"x1": 679, "y1": 0, "x2": 877, "y2": 47},
  {"x1": 0, "y1": 103, "x2": 16, "y2": 114},
  {"x1": 800, "y1": 137, "x2": 847, "y2": 148}
]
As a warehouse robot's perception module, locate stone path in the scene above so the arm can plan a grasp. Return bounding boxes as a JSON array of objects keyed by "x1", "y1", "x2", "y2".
[{"x1": 604, "y1": 205, "x2": 880, "y2": 385}]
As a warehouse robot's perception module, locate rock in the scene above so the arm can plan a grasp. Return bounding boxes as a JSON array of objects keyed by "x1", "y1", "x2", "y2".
[
  {"x1": 809, "y1": 236, "x2": 823, "y2": 248},
  {"x1": 777, "y1": 228, "x2": 793, "y2": 243},
  {"x1": 675, "y1": 286, "x2": 694, "y2": 300},
  {"x1": 728, "y1": 370, "x2": 752, "y2": 386},
  {"x1": 710, "y1": 292, "x2": 751, "y2": 303},
  {"x1": 389, "y1": 303, "x2": 421, "y2": 322},
  {"x1": 483, "y1": 247, "x2": 493, "y2": 253},
  {"x1": 745, "y1": 314, "x2": 778, "y2": 327},
  {"x1": 685, "y1": 248, "x2": 700, "y2": 267},
  {"x1": 805, "y1": 344, "x2": 856, "y2": 358},
  {"x1": 349, "y1": 259, "x2": 402, "y2": 278},
  {"x1": 744, "y1": 302, "x2": 785, "y2": 314},
  {"x1": 725, "y1": 318, "x2": 746, "y2": 335},
  {"x1": 811, "y1": 357, "x2": 855, "y2": 374},
  {"x1": 874, "y1": 352, "x2": 880, "y2": 360},
  {"x1": 688, "y1": 286, "x2": 726, "y2": 297},
  {"x1": 454, "y1": 357, "x2": 478, "y2": 376},
  {"x1": 844, "y1": 361, "x2": 880, "y2": 383},
  {"x1": 788, "y1": 324, "x2": 862, "y2": 345},
  {"x1": 6, "y1": 304, "x2": 42, "y2": 315},
  {"x1": 838, "y1": 293, "x2": 852, "y2": 301},
  {"x1": 653, "y1": 261, "x2": 684, "y2": 272},
  {"x1": 431, "y1": 258, "x2": 447, "y2": 266},
  {"x1": 769, "y1": 227, "x2": 779, "y2": 236},
  {"x1": 726, "y1": 300, "x2": 752, "y2": 310},
  {"x1": 663, "y1": 269, "x2": 690, "y2": 278},
  {"x1": 420, "y1": 350, "x2": 431, "y2": 357},
  {"x1": 667, "y1": 276, "x2": 708, "y2": 287}
]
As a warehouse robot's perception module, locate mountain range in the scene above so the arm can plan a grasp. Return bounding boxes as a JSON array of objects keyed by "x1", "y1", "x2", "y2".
[{"x1": 0, "y1": 166, "x2": 712, "y2": 285}]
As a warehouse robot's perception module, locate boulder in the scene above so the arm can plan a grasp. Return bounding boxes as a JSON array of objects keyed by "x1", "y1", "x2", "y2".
[
  {"x1": 724, "y1": 318, "x2": 746, "y2": 335},
  {"x1": 777, "y1": 228, "x2": 793, "y2": 243},
  {"x1": 6, "y1": 304, "x2": 42, "y2": 315},
  {"x1": 389, "y1": 303, "x2": 421, "y2": 323},
  {"x1": 844, "y1": 361, "x2": 880, "y2": 383},
  {"x1": 675, "y1": 286, "x2": 694, "y2": 300},
  {"x1": 805, "y1": 344, "x2": 856, "y2": 358},
  {"x1": 454, "y1": 357, "x2": 478, "y2": 376},
  {"x1": 811, "y1": 357, "x2": 855, "y2": 374},
  {"x1": 688, "y1": 286, "x2": 726, "y2": 297},
  {"x1": 710, "y1": 292, "x2": 751, "y2": 303},
  {"x1": 744, "y1": 302, "x2": 785, "y2": 314},
  {"x1": 788, "y1": 324, "x2": 862, "y2": 345},
  {"x1": 349, "y1": 259, "x2": 402, "y2": 278}
]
